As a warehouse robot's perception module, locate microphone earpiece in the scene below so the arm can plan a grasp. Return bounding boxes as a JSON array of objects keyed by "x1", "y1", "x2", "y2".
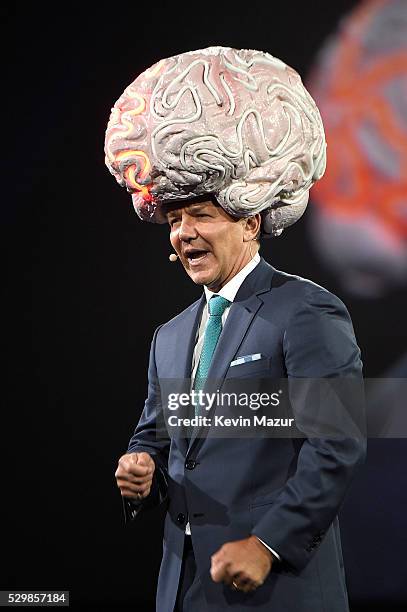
[{"x1": 169, "y1": 253, "x2": 178, "y2": 262}]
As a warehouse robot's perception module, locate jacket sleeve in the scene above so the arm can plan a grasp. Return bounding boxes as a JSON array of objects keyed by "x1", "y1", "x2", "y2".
[
  {"x1": 251, "y1": 286, "x2": 367, "y2": 572},
  {"x1": 121, "y1": 324, "x2": 171, "y2": 524}
]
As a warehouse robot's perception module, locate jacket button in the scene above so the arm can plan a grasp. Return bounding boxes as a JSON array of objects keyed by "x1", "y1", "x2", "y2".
[
  {"x1": 177, "y1": 513, "x2": 186, "y2": 525},
  {"x1": 185, "y1": 459, "x2": 196, "y2": 470}
]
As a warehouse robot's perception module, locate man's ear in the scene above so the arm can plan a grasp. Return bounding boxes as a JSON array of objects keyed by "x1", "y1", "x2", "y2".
[{"x1": 243, "y1": 214, "x2": 261, "y2": 241}]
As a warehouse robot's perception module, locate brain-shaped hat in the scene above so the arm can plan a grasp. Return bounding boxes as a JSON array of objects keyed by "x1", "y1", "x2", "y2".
[{"x1": 104, "y1": 46, "x2": 326, "y2": 236}]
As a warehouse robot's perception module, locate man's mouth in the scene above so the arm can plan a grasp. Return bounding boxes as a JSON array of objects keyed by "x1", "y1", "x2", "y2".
[{"x1": 184, "y1": 249, "x2": 210, "y2": 266}]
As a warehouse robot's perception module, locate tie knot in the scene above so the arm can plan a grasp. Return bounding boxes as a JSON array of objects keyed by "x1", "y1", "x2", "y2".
[{"x1": 208, "y1": 295, "x2": 230, "y2": 317}]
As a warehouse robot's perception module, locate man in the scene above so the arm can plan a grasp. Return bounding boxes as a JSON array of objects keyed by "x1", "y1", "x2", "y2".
[{"x1": 106, "y1": 47, "x2": 366, "y2": 611}]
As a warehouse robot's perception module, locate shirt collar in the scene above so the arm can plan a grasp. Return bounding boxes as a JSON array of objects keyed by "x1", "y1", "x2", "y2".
[{"x1": 204, "y1": 252, "x2": 261, "y2": 304}]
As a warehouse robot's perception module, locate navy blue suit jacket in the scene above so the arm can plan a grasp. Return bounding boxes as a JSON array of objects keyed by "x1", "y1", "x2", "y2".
[{"x1": 123, "y1": 257, "x2": 366, "y2": 612}]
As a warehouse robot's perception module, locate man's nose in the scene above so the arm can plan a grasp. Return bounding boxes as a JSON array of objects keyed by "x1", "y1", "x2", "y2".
[{"x1": 178, "y1": 217, "x2": 197, "y2": 242}]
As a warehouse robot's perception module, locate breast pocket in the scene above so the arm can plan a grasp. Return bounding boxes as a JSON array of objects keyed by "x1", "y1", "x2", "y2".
[{"x1": 226, "y1": 356, "x2": 271, "y2": 379}]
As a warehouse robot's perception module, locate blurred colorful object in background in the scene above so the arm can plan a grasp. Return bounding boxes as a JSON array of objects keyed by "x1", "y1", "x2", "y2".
[{"x1": 307, "y1": 0, "x2": 407, "y2": 296}]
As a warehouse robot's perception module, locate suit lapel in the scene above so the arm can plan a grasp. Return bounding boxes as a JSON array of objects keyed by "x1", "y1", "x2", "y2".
[
  {"x1": 170, "y1": 294, "x2": 205, "y2": 456},
  {"x1": 205, "y1": 294, "x2": 263, "y2": 385},
  {"x1": 177, "y1": 294, "x2": 206, "y2": 380}
]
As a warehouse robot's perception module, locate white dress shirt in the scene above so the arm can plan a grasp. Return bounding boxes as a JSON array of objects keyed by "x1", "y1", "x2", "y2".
[{"x1": 185, "y1": 252, "x2": 281, "y2": 562}]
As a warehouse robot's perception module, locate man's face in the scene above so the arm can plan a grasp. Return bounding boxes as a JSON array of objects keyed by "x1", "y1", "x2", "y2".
[{"x1": 166, "y1": 199, "x2": 257, "y2": 291}]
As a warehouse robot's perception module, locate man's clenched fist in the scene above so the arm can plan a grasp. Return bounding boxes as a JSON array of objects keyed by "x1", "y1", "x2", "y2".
[
  {"x1": 115, "y1": 452, "x2": 155, "y2": 500},
  {"x1": 210, "y1": 536, "x2": 273, "y2": 593}
]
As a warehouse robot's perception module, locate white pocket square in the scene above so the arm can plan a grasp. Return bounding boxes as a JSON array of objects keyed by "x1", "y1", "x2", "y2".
[{"x1": 230, "y1": 353, "x2": 263, "y2": 367}]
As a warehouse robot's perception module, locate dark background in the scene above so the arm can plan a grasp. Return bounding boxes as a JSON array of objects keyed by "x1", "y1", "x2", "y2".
[{"x1": 3, "y1": 1, "x2": 407, "y2": 610}]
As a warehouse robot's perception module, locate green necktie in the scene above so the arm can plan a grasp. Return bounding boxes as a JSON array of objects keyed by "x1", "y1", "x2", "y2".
[{"x1": 193, "y1": 295, "x2": 231, "y2": 416}]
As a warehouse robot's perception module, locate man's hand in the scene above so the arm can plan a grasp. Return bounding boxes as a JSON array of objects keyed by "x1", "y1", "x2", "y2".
[
  {"x1": 210, "y1": 536, "x2": 273, "y2": 593},
  {"x1": 115, "y1": 452, "x2": 155, "y2": 500}
]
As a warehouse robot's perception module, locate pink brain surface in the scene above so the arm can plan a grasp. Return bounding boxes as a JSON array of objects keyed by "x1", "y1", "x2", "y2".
[
  {"x1": 307, "y1": 0, "x2": 407, "y2": 295},
  {"x1": 104, "y1": 46, "x2": 326, "y2": 236}
]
